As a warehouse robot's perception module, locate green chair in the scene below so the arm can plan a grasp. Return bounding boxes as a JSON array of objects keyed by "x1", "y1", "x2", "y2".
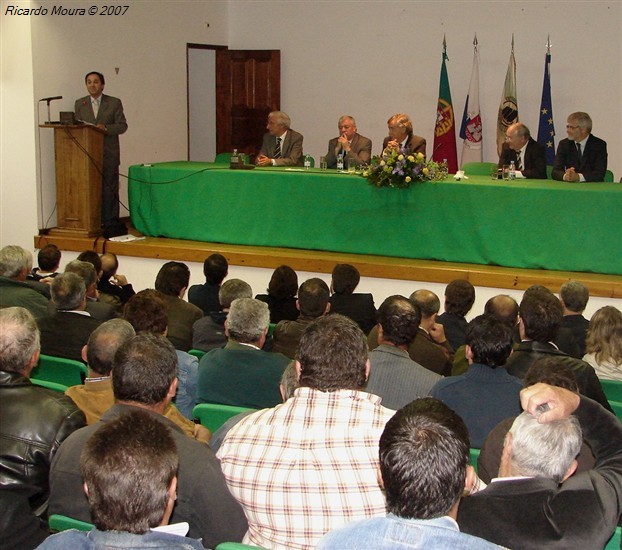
[
  {"x1": 30, "y1": 354, "x2": 87, "y2": 387},
  {"x1": 216, "y1": 543, "x2": 265, "y2": 550},
  {"x1": 193, "y1": 403, "x2": 256, "y2": 433},
  {"x1": 605, "y1": 525, "x2": 622, "y2": 549},
  {"x1": 48, "y1": 514, "x2": 93, "y2": 533},
  {"x1": 31, "y1": 378, "x2": 69, "y2": 393},
  {"x1": 604, "y1": 169, "x2": 614, "y2": 182},
  {"x1": 600, "y1": 379, "x2": 622, "y2": 403},
  {"x1": 267, "y1": 323, "x2": 277, "y2": 339},
  {"x1": 461, "y1": 162, "x2": 498, "y2": 177},
  {"x1": 546, "y1": 165, "x2": 554, "y2": 178},
  {"x1": 188, "y1": 348, "x2": 206, "y2": 360},
  {"x1": 469, "y1": 448, "x2": 481, "y2": 473},
  {"x1": 607, "y1": 400, "x2": 622, "y2": 422}
]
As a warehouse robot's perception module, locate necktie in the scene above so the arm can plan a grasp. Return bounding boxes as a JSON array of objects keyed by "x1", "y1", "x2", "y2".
[
  {"x1": 274, "y1": 137, "x2": 282, "y2": 159},
  {"x1": 576, "y1": 142, "x2": 582, "y2": 164},
  {"x1": 92, "y1": 98, "x2": 100, "y2": 118},
  {"x1": 515, "y1": 151, "x2": 522, "y2": 171}
]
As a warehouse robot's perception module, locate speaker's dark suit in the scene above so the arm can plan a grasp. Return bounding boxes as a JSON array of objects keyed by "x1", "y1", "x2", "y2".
[
  {"x1": 382, "y1": 134, "x2": 426, "y2": 157},
  {"x1": 259, "y1": 129, "x2": 304, "y2": 166},
  {"x1": 551, "y1": 134, "x2": 608, "y2": 182},
  {"x1": 498, "y1": 138, "x2": 547, "y2": 179},
  {"x1": 74, "y1": 94, "x2": 128, "y2": 224},
  {"x1": 458, "y1": 396, "x2": 622, "y2": 550},
  {"x1": 37, "y1": 311, "x2": 102, "y2": 362},
  {"x1": 325, "y1": 133, "x2": 372, "y2": 169}
]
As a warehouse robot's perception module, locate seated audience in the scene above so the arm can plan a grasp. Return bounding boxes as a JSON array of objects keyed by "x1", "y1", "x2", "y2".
[
  {"x1": 436, "y1": 279, "x2": 475, "y2": 350},
  {"x1": 197, "y1": 298, "x2": 289, "y2": 408},
  {"x1": 0, "y1": 307, "x2": 85, "y2": 517},
  {"x1": 97, "y1": 252, "x2": 136, "y2": 311},
  {"x1": 505, "y1": 288, "x2": 611, "y2": 410},
  {"x1": 328, "y1": 263, "x2": 376, "y2": 334},
  {"x1": 188, "y1": 253, "x2": 228, "y2": 315},
  {"x1": 431, "y1": 314, "x2": 523, "y2": 448},
  {"x1": 193, "y1": 278, "x2": 253, "y2": 352},
  {"x1": 76, "y1": 250, "x2": 104, "y2": 280},
  {"x1": 318, "y1": 398, "x2": 500, "y2": 549},
  {"x1": 325, "y1": 115, "x2": 372, "y2": 169},
  {"x1": 583, "y1": 306, "x2": 622, "y2": 380},
  {"x1": 272, "y1": 277, "x2": 331, "y2": 359},
  {"x1": 218, "y1": 314, "x2": 395, "y2": 549},
  {"x1": 255, "y1": 264, "x2": 299, "y2": 323},
  {"x1": 64, "y1": 260, "x2": 116, "y2": 320},
  {"x1": 0, "y1": 245, "x2": 48, "y2": 319},
  {"x1": 457, "y1": 382, "x2": 622, "y2": 549},
  {"x1": 49, "y1": 333, "x2": 248, "y2": 547},
  {"x1": 39, "y1": 409, "x2": 205, "y2": 549},
  {"x1": 366, "y1": 295, "x2": 441, "y2": 410},
  {"x1": 154, "y1": 261, "x2": 203, "y2": 351},
  {"x1": 382, "y1": 113, "x2": 426, "y2": 157},
  {"x1": 28, "y1": 244, "x2": 61, "y2": 282},
  {"x1": 37, "y1": 272, "x2": 102, "y2": 362},
  {"x1": 559, "y1": 280, "x2": 590, "y2": 358}
]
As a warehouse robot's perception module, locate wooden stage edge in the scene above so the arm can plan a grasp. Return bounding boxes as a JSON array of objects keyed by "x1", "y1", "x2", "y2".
[{"x1": 34, "y1": 231, "x2": 622, "y2": 300}]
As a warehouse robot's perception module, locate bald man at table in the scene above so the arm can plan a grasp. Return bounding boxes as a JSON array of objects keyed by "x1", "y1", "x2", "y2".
[{"x1": 256, "y1": 111, "x2": 304, "y2": 167}]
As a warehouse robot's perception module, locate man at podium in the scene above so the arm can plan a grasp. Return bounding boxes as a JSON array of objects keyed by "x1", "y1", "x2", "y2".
[{"x1": 74, "y1": 71, "x2": 127, "y2": 233}]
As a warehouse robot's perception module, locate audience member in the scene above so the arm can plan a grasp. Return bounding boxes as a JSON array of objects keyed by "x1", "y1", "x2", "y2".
[
  {"x1": 366, "y1": 295, "x2": 441, "y2": 410},
  {"x1": 197, "y1": 298, "x2": 289, "y2": 408},
  {"x1": 382, "y1": 113, "x2": 426, "y2": 157},
  {"x1": 583, "y1": 306, "x2": 622, "y2": 381},
  {"x1": 39, "y1": 409, "x2": 206, "y2": 549},
  {"x1": 257, "y1": 111, "x2": 304, "y2": 167},
  {"x1": 97, "y1": 252, "x2": 136, "y2": 311},
  {"x1": 559, "y1": 280, "x2": 590, "y2": 357},
  {"x1": 64, "y1": 259, "x2": 116, "y2": 320},
  {"x1": 37, "y1": 272, "x2": 102, "y2": 362},
  {"x1": 0, "y1": 307, "x2": 85, "y2": 516},
  {"x1": 505, "y1": 289, "x2": 611, "y2": 410},
  {"x1": 477, "y1": 357, "x2": 596, "y2": 484},
  {"x1": 324, "y1": 115, "x2": 372, "y2": 169},
  {"x1": 431, "y1": 314, "x2": 523, "y2": 448},
  {"x1": 193, "y1": 278, "x2": 252, "y2": 352},
  {"x1": 498, "y1": 122, "x2": 547, "y2": 179},
  {"x1": 124, "y1": 289, "x2": 201, "y2": 422},
  {"x1": 552, "y1": 111, "x2": 608, "y2": 182},
  {"x1": 436, "y1": 279, "x2": 475, "y2": 350},
  {"x1": 318, "y1": 398, "x2": 500, "y2": 549},
  {"x1": 188, "y1": 253, "x2": 228, "y2": 315},
  {"x1": 0, "y1": 245, "x2": 49, "y2": 319},
  {"x1": 272, "y1": 277, "x2": 331, "y2": 359},
  {"x1": 154, "y1": 261, "x2": 203, "y2": 351},
  {"x1": 77, "y1": 250, "x2": 104, "y2": 280},
  {"x1": 0, "y1": 490, "x2": 48, "y2": 550},
  {"x1": 328, "y1": 263, "x2": 376, "y2": 334},
  {"x1": 457, "y1": 382, "x2": 622, "y2": 549},
  {"x1": 255, "y1": 264, "x2": 299, "y2": 323},
  {"x1": 218, "y1": 314, "x2": 394, "y2": 549},
  {"x1": 49, "y1": 333, "x2": 248, "y2": 547},
  {"x1": 28, "y1": 244, "x2": 61, "y2": 282}
]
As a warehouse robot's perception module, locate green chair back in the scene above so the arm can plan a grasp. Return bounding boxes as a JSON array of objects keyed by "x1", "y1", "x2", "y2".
[
  {"x1": 607, "y1": 400, "x2": 622, "y2": 422},
  {"x1": 30, "y1": 354, "x2": 87, "y2": 387},
  {"x1": 193, "y1": 403, "x2": 256, "y2": 433},
  {"x1": 188, "y1": 348, "x2": 206, "y2": 360},
  {"x1": 600, "y1": 379, "x2": 622, "y2": 404},
  {"x1": 216, "y1": 543, "x2": 265, "y2": 550},
  {"x1": 546, "y1": 165, "x2": 553, "y2": 178},
  {"x1": 605, "y1": 525, "x2": 622, "y2": 549},
  {"x1": 48, "y1": 514, "x2": 93, "y2": 533},
  {"x1": 604, "y1": 169, "x2": 614, "y2": 182},
  {"x1": 461, "y1": 162, "x2": 498, "y2": 177},
  {"x1": 267, "y1": 323, "x2": 277, "y2": 339},
  {"x1": 470, "y1": 448, "x2": 481, "y2": 473},
  {"x1": 31, "y1": 378, "x2": 69, "y2": 393}
]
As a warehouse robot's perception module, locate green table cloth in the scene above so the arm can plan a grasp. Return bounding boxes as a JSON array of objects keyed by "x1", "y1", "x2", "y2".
[{"x1": 128, "y1": 162, "x2": 622, "y2": 275}]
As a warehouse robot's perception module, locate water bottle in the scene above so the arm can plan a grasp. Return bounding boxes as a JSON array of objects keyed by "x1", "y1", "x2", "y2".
[
  {"x1": 230, "y1": 148, "x2": 239, "y2": 168},
  {"x1": 509, "y1": 161, "x2": 516, "y2": 180},
  {"x1": 304, "y1": 154, "x2": 311, "y2": 171},
  {"x1": 337, "y1": 153, "x2": 344, "y2": 171}
]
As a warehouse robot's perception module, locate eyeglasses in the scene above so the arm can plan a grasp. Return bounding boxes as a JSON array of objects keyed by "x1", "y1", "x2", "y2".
[{"x1": 566, "y1": 124, "x2": 579, "y2": 129}]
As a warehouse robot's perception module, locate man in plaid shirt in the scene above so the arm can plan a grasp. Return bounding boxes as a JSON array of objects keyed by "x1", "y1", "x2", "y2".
[{"x1": 218, "y1": 314, "x2": 396, "y2": 550}]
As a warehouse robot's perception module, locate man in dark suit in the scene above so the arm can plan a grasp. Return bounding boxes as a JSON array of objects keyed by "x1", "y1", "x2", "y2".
[
  {"x1": 552, "y1": 111, "x2": 607, "y2": 182},
  {"x1": 328, "y1": 264, "x2": 376, "y2": 335},
  {"x1": 498, "y1": 122, "x2": 547, "y2": 179},
  {"x1": 74, "y1": 71, "x2": 128, "y2": 229},
  {"x1": 381, "y1": 113, "x2": 426, "y2": 157},
  {"x1": 256, "y1": 111, "x2": 304, "y2": 166},
  {"x1": 325, "y1": 115, "x2": 372, "y2": 169},
  {"x1": 458, "y1": 382, "x2": 622, "y2": 549}
]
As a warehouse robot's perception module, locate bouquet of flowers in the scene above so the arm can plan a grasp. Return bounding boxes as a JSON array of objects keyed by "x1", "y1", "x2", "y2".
[{"x1": 363, "y1": 148, "x2": 448, "y2": 188}]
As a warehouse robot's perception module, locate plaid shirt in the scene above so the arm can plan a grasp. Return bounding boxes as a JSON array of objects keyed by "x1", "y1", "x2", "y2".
[{"x1": 217, "y1": 387, "x2": 395, "y2": 550}]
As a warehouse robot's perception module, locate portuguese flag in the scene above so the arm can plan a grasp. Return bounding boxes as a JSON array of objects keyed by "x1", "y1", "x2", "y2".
[{"x1": 433, "y1": 38, "x2": 458, "y2": 173}]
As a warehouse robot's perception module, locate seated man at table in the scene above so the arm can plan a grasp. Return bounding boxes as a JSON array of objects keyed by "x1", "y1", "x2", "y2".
[
  {"x1": 498, "y1": 122, "x2": 547, "y2": 179},
  {"x1": 325, "y1": 115, "x2": 372, "y2": 169},
  {"x1": 552, "y1": 111, "x2": 608, "y2": 182},
  {"x1": 256, "y1": 111, "x2": 304, "y2": 167}
]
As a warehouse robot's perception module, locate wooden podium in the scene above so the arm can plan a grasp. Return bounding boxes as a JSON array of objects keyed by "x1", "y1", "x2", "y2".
[{"x1": 41, "y1": 124, "x2": 104, "y2": 237}]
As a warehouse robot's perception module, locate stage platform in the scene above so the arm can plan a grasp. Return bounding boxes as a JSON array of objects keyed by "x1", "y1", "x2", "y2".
[{"x1": 34, "y1": 228, "x2": 622, "y2": 300}]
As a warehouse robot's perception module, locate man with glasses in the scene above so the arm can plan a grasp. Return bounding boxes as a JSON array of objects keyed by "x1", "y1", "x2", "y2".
[
  {"x1": 552, "y1": 112, "x2": 608, "y2": 182},
  {"x1": 498, "y1": 122, "x2": 547, "y2": 179}
]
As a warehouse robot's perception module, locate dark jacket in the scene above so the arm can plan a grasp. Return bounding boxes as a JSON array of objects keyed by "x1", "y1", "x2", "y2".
[
  {"x1": 0, "y1": 370, "x2": 86, "y2": 514},
  {"x1": 329, "y1": 293, "x2": 377, "y2": 335}
]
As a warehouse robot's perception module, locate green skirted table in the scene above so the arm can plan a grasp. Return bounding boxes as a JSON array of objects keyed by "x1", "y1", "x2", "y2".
[{"x1": 128, "y1": 162, "x2": 622, "y2": 275}]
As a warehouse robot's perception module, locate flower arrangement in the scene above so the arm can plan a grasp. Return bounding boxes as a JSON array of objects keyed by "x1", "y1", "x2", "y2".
[{"x1": 363, "y1": 148, "x2": 448, "y2": 188}]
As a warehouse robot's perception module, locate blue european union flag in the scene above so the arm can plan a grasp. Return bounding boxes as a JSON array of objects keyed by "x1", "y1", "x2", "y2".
[{"x1": 537, "y1": 52, "x2": 556, "y2": 166}]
